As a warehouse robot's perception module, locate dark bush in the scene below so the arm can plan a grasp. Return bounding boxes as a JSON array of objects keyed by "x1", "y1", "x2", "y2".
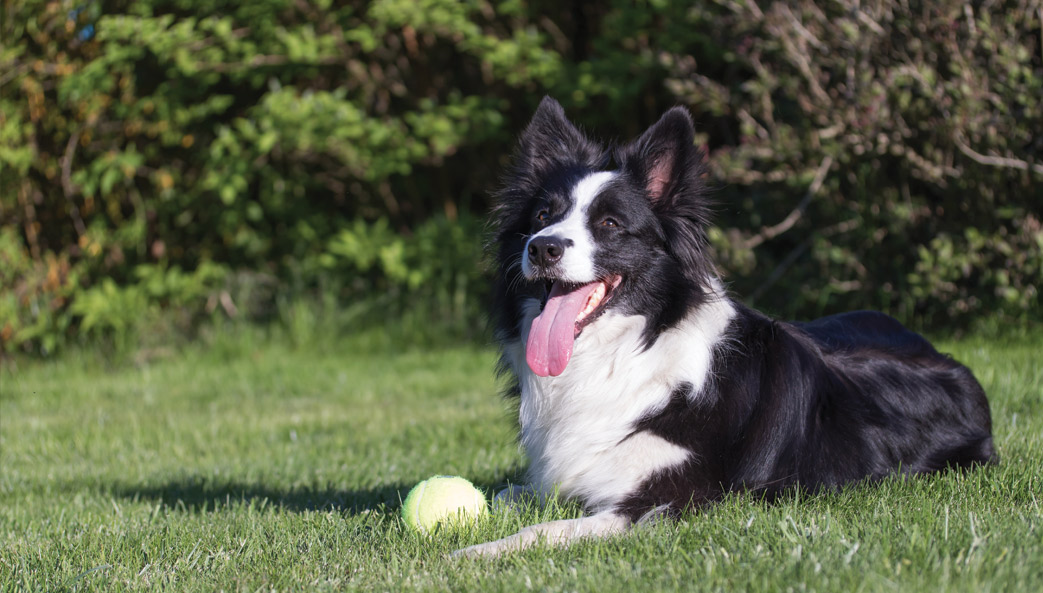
[{"x1": 662, "y1": 1, "x2": 1043, "y2": 324}]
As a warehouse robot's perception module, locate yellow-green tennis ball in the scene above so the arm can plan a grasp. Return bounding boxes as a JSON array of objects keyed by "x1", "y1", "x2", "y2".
[{"x1": 401, "y1": 476, "x2": 488, "y2": 533}]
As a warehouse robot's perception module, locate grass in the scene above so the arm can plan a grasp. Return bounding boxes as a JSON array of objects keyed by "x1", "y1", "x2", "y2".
[{"x1": 1, "y1": 328, "x2": 1040, "y2": 592}]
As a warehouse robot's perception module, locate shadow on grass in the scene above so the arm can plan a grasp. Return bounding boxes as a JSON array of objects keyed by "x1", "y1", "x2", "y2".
[
  {"x1": 111, "y1": 478, "x2": 410, "y2": 517},
  {"x1": 109, "y1": 474, "x2": 522, "y2": 518}
]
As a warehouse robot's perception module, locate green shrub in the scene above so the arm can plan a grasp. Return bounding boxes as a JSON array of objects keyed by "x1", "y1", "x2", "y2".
[
  {"x1": 315, "y1": 215, "x2": 489, "y2": 342},
  {"x1": 2, "y1": 0, "x2": 1040, "y2": 356},
  {"x1": 1, "y1": 0, "x2": 531, "y2": 354}
]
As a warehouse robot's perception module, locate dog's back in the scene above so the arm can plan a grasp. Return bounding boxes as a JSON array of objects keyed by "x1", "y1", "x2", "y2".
[{"x1": 796, "y1": 310, "x2": 996, "y2": 473}]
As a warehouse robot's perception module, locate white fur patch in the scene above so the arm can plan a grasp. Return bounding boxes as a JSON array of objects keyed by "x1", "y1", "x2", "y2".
[
  {"x1": 522, "y1": 171, "x2": 616, "y2": 283},
  {"x1": 505, "y1": 281, "x2": 736, "y2": 513}
]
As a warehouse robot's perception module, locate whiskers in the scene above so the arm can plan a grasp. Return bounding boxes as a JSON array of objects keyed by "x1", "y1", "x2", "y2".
[{"x1": 502, "y1": 235, "x2": 533, "y2": 294}]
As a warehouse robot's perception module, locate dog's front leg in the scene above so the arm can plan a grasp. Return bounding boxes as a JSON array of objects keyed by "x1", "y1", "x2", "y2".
[{"x1": 452, "y1": 511, "x2": 631, "y2": 558}]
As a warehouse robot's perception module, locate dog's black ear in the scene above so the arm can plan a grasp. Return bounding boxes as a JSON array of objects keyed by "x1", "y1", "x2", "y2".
[
  {"x1": 511, "y1": 97, "x2": 604, "y2": 183},
  {"x1": 617, "y1": 107, "x2": 703, "y2": 206},
  {"x1": 617, "y1": 107, "x2": 714, "y2": 286}
]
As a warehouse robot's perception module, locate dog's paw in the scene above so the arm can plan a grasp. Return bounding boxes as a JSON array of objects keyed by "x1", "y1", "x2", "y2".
[
  {"x1": 451, "y1": 524, "x2": 546, "y2": 559},
  {"x1": 451, "y1": 539, "x2": 512, "y2": 559},
  {"x1": 451, "y1": 513, "x2": 631, "y2": 559}
]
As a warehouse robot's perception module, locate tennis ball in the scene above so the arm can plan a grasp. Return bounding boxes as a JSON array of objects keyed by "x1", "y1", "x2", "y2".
[{"x1": 401, "y1": 475, "x2": 488, "y2": 533}]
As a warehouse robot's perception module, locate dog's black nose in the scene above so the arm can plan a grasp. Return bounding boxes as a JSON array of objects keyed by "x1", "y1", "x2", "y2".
[{"x1": 528, "y1": 236, "x2": 564, "y2": 267}]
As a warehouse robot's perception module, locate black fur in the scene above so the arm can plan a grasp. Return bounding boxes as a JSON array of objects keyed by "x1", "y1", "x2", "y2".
[{"x1": 492, "y1": 97, "x2": 996, "y2": 523}]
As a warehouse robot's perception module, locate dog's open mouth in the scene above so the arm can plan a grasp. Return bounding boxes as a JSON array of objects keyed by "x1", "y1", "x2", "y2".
[{"x1": 526, "y1": 276, "x2": 621, "y2": 377}]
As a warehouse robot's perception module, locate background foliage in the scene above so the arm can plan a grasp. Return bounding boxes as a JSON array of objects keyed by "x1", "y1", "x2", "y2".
[{"x1": 2, "y1": 0, "x2": 1041, "y2": 356}]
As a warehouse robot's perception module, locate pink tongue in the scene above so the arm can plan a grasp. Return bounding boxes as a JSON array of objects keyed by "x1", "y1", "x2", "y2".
[{"x1": 526, "y1": 281, "x2": 601, "y2": 377}]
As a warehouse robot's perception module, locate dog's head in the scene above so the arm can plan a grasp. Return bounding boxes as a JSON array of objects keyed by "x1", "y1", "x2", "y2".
[{"x1": 492, "y1": 97, "x2": 715, "y2": 376}]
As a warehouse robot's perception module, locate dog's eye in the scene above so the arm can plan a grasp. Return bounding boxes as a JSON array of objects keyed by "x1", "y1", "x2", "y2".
[
  {"x1": 536, "y1": 209, "x2": 549, "y2": 222},
  {"x1": 601, "y1": 218, "x2": 619, "y2": 228}
]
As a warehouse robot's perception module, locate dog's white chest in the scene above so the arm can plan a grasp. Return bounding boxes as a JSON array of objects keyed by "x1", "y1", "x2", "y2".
[{"x1": 507, "y1": 298, "x2": 735, "y2": 512}]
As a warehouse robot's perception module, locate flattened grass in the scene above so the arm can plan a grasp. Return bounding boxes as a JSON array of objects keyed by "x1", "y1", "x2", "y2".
[{"x1": 1, "y1": 333, "x2": 1040, "y2": 591}]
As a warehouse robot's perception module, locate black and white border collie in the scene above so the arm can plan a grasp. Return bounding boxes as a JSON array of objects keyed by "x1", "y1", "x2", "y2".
[{"x1": 456, "y1": 97, "x2": 996, "y2": 557}]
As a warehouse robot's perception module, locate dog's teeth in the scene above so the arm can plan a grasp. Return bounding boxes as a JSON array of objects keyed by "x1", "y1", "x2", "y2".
[{"x1": 577, "y1": 284, "x2": 607, "y2": 322}]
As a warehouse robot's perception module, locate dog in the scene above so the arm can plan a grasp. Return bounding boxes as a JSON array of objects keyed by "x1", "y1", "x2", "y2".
[{"x1": 455, "y1": 97, "x2": 996, "y2": 557}]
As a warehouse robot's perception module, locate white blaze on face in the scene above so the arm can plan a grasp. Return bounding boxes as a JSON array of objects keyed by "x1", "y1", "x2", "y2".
[{"x1": 522, "y1": 171, "x2": 617, "y2": 282}]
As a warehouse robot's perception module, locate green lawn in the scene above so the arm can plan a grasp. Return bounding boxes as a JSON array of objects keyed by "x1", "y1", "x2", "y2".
[{"x1": 1, "y1": 332, "x2": 1040, "y2": 591}]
